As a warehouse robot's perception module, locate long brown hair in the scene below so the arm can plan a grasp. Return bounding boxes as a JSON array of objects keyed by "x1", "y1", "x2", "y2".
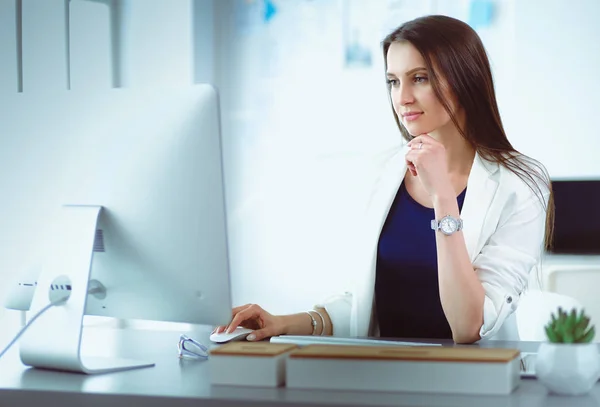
[{"x1": 382, "y1": 15, "x2": 554, "y2": 250}]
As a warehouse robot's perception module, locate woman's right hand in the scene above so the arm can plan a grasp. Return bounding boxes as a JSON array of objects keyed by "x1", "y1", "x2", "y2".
[{"x1": 213, "y1": 304, "x2": 287, "y2": 341}]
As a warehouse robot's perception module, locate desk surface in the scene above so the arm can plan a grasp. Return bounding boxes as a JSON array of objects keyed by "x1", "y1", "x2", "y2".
[
  {"x1": 543, "y1": 252, "x2": 600, "y2": 265},
  {"x1": 2, "y1": 326, "x2": 600, "y2": 407}
]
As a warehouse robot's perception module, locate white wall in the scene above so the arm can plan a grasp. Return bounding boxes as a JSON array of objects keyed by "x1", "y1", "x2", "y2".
[
  {"x1": 125, "y1": 0, "x2": 194, "y2": 87},
  {"x1": 1, "y1": 0, "x2": 600, "y2": 340},
  {"x1": 21, "y1": 0, "x2": 69, "y2": 91},
  {"x1": 0, "y1": 0, "x2": 18, "y2": 92},
  {"x1": 69, "y1": 0, "x2": 112, "y2": 89},
  {"x1": 510, "y1": 0, "x2": 600, "y2": 180}
]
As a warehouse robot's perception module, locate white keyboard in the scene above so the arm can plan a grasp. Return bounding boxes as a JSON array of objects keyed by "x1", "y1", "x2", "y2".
[{"x1": 269, "y1": 335, "x2": 442, "y2": 347}]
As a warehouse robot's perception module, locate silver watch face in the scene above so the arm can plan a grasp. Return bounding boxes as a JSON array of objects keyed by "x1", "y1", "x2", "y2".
[{"x1": 440, "y1": 216, "x2": 459, "y2": 235}]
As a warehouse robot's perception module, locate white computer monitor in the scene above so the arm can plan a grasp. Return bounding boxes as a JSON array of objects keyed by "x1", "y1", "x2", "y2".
[{"x1": 0, "y1": 84, "x2": 232, "y2": 373}]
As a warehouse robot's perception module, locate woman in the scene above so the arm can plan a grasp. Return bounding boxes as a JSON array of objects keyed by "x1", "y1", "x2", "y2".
[{"x1": 216, "y1": 15, "x2": 553, "y2": 344}]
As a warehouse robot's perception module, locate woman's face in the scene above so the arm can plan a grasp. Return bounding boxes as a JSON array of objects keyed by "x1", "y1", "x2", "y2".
[{"x1": 386, "y1": 41, "x2": 454, "y2": 137}]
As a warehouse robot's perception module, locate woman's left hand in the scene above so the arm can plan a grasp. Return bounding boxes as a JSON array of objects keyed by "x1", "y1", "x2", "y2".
[{"x1": 406, "y1": 134, "x2": 452, "y2": 199}]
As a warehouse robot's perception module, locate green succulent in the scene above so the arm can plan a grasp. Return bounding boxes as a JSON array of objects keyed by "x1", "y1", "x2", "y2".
[{"x1": 544, "y1": 307, "x2": 595, "y2": 343}]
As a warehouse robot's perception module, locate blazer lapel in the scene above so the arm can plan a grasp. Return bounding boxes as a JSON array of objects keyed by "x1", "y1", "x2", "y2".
[
  {"x1": 461, "y1": 153, "x2": 499, "y2": 262},
  {"x1": 355, "y1": 146, "x2": 408, "y2": 336},
  {"x1": 364, "y1": 146, "x2": 409, "y2": 243}
]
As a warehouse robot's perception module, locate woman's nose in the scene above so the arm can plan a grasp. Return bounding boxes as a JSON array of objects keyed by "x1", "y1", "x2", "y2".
[{"x1": 397, "y1": 83, "x2": 415, "y2": 106}]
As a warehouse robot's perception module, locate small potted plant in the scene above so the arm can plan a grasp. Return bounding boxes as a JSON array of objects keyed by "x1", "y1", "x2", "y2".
[{"x1": 535, "y1": 307, "x2": 600, "y2": 395}]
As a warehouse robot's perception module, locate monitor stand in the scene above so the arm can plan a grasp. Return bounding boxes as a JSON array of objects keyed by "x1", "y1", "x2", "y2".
[{"x1": 19, "y1": 205, "x2": 155, "y2": 374}]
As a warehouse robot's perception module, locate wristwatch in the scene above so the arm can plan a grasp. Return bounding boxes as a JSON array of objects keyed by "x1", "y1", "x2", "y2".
[{"x1": 431, "y1": 215, "x2": 463, "y2": 236}]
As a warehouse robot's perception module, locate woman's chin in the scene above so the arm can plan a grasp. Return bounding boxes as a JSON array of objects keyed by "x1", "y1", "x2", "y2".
[{"x1": 404, "y1": 123, "x2": 435, "y2": 137}]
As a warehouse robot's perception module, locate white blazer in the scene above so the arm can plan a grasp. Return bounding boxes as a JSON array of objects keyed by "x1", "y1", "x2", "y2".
[{"x1": 317, "y1": 144, "x2": 550, "y2": 341}]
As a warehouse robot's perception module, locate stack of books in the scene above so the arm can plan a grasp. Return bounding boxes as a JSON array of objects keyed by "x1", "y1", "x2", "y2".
[
  {"x1": 286, "y1": 344, "x2": 521, "y2": 395},
  {"x1": 209, "y1": 342, "x2": 298, "y2": 387}
]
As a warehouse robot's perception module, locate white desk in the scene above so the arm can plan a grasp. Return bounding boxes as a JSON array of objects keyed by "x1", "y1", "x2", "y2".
[
  {"x1": 542, "y1": 253, "x2": 600, "y2": 266},
  {"x1": 1, "y1": 326, "x2": 600, "y2": 407}
]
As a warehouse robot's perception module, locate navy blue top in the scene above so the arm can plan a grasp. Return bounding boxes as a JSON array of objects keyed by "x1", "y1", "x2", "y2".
[{"x1": 375, "y1": 181, "x2": 467, "y2": 339}]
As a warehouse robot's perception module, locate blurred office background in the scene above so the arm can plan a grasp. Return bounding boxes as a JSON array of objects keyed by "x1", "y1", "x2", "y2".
[{"x1": 1, "y1": 0, "x2": 599, "y2": 337}]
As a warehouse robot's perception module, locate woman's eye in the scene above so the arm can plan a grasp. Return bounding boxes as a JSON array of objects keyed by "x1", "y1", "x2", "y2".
[
  {"x1": 414, "y1": 76, "x2": 428, "y2": 83},
  {"x1": 386, "y1": 79, "x2": 399, "y2": 87}
]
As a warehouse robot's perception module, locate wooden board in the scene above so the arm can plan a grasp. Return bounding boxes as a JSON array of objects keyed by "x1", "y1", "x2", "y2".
[
  {"x1": 289, "y1": 345, "x2": 520, "y2": 363},
  {"x1": 210, "y1": 342, "x2": 298, "y2": 357}
]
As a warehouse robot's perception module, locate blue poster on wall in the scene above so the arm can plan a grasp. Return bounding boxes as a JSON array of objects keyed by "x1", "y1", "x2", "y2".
[
  {"x1": 263, "y1": 0, "x2": 277, "y2": 23},
  {"x1": 468, "y1": 0, "x2": 494, "y2": 29},
  {"x1": 234, "y1": 0, "x2": 278, "y2": 34}
]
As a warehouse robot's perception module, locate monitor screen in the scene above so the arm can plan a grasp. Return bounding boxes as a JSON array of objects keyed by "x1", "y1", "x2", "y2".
[{"x1": 550, "y1": 180, "x2": 600, "y2": 254}]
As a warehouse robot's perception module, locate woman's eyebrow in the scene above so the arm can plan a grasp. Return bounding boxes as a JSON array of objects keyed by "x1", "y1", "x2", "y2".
[
  {"x1": 404, "y1": 67, "x2": 427, "y2": 76},
  {"x1": 386, "y1": 67, "x2": 427, "y2": 78}
]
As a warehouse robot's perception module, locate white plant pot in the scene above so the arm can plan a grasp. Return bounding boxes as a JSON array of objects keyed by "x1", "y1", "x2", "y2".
[{"x1": 535, "y1": 342, "x2": 600, "y2": 395}]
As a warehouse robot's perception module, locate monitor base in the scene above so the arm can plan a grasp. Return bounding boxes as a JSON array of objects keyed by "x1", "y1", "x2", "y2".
[
  {"x1": 81, "y1": 356, "x2": 155, "y2": 374},
  {"x1": 18, "y1": 205, "x2": 154, "y2": 374}
]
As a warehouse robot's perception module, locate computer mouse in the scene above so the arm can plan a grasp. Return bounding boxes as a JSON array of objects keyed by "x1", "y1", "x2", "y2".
[{"x1": 209, "y1": 327, "x2": 254, "y2": 344}]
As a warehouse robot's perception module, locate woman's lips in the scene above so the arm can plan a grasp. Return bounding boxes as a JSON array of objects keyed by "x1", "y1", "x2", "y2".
[{"x1": 402, "y1": 112, "x2": 423, "y2": 121}]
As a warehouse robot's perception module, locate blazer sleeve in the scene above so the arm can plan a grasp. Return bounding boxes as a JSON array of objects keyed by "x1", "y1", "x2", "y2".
[
  {"x1": 314, "y1": 292, "x2": 353, "y2": 337},
  {"x1": 475, "y1": 186, "x2": 550, "y2": 339}
]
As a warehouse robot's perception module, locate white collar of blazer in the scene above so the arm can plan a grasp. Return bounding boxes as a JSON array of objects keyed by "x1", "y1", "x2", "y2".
[{"x1": 354, "y1": 144, "x2": 501, "y2": 336}]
